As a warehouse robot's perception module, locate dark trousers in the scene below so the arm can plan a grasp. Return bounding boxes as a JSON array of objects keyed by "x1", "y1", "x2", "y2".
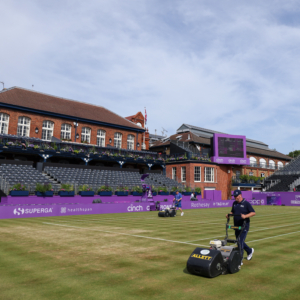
[{"x1": 235, "y1": 223, "x2": 252, "y2": 259}]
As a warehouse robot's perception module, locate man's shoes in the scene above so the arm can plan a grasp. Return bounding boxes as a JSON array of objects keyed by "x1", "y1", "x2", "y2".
[
  {"x1": 181, "y1": 212, "x2": 184, "y2": 216},
  {"x1": 247, "y1": 248, "x2": 254, "y2": 260}
]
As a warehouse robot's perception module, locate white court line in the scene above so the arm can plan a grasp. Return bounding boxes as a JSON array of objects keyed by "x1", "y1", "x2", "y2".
[
  {"x1": 42, "y1": 222, "x2": 208, "y2": 247},
  {"x1": 185, "y1": 222, "x2": 300, "y2": 243},
  {"x1": 248, "y1": 230, "x2": 300, "y2": 244},
  {"x1": 54, "y1": 210, "x2": 300, "y2": 225}
]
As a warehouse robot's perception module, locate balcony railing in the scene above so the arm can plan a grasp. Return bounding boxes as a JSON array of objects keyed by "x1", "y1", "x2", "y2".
[
  {"x1": 247, "y1": 163, "x2": 284, "y2": 170},
  {"x1": 232, "y1": 176, "x2": 264, "y2": 185}
]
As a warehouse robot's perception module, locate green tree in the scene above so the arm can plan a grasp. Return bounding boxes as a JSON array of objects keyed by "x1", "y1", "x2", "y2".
[{"x1": 288, "y1": 150, "x2": 300, "y2": 159}]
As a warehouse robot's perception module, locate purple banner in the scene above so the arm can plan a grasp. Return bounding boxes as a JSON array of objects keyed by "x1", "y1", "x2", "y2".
[
  {"x1": 0, "y1": 202, "x2": 156, "y2": 220},
  {"x1": 159, "y1": 200, "x2": 235, "y2": 210}
]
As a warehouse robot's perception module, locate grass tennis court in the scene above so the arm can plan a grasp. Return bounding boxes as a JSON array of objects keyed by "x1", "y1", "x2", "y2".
[{"x1": 1, "y1": 205, "x2": 300, "y2": 300}]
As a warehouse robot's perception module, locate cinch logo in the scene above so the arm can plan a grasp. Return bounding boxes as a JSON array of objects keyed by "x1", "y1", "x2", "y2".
[
  {"x1": 61, "y1": 207, "x2": 67, "y2": 214},
  {"x1": 191, "y1": 203, "x2": 210, "y2": 208},
  {"x1": 13, "y1": 208, "x2": 24, "y2": 215},
  {"x1": 228, "y1": 159, "x2": 235, "y2": 163},
  {"x1": 261, "y1": 200, "x2": 264, "y2": 204},
  {"x1": 240, "y1": 160, "x2": 247, "y2": 163},
  {"x1": 127, "y1": 204, "x2": 143, "y2": 212},
  {"x1": 14, "y1": 207, "x2": 53, "y2": 215},
  {"x1": 216, "y1": 159, "x2": 223, "y2": 162},
  {"x1": 191, "y1": 254, "x2": 212, "y2": 260}
]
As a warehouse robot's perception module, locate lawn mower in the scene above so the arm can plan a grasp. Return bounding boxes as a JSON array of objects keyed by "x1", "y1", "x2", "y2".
[
  {"x1": 158, "y1": 206, "x2": 177, "y2": 217},
  {"x1": 186, "y1": 214, "x2": 246, "y2": 278}
]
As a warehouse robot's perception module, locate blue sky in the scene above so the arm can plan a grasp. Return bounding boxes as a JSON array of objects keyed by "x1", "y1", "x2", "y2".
[{"x1": 1, "y1": 0, "x2": 300, "y2": 154}]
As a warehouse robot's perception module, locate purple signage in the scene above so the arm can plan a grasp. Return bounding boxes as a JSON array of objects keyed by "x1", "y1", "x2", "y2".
[
  {"x1": 210, "y1": 133, "x2": 250, "y2": 165},
  {"x1": 159, "y1": 200, "x2": 235, "y2": 210}
]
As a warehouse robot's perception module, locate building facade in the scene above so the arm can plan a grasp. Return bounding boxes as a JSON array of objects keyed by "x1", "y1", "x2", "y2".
[{"x1": 0, "y1": 87, "x2": 145, "y2": 150}]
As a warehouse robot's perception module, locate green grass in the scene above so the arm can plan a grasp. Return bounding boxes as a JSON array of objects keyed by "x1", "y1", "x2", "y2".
[{"x1": 1, "y1": 206, "x2": 300, "y2": 300}]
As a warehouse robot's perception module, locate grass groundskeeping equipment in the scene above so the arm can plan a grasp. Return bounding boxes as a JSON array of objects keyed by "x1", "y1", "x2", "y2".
[
  {"x1": 158, "y1": 206, "x2": 177, "y2": 217},
  {"x1": 186, "y1": 214, "x2": 246, "y2": 278}
]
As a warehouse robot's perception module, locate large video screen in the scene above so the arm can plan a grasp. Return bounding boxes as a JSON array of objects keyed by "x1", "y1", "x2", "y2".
[
  {"x1": 218, "y1": 137, "x2": 244, "y2": 158},
  {"x1": 210, "y1": 133, "x2": 249, "y2": 165}
]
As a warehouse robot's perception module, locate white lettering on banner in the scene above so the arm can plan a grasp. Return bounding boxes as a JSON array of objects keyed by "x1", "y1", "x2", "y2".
[
  {"x1": 160, "y1": 205, "x2": 173, "y2": 210},
  {"x1": 191, "y1": 203, "x2": 210, "y2": 208},
  {"x1": 228, "y1": 159, "x2": 235, "y2": 163},
  {"x1": 248, "y1": 200, "x2": 261, "y2": 205},
  {"x1": 66, "y1": 208, "x2": 92, "y2": 212},
  {"x1": 261, "y1": 200, "x2": 264, "y2": 204},
  {"x1": 291, "y1": 200, "x2": 300, "y2": 204},
  {"x1": 215, "y1": 202, "x2": 230, "y2": 207},
  {"x1": 127, "y1": 204, "x2": 144, "y2": 212},
  {"x1": 240, "y1": 160, "x2": 247, "y2": 164},
  {"x1": 61, "y1": 207, "x2": 67, "y2": 214},
  {"x1": 295, "y1": 195, "x2": 300, "y2": 199},
  {"x1": 13, "y1": 207, "x2": 53, "y2": 215},
  {"x1": 146, "y1": 206, "x2": 150, "y2": 211},
  {"x1": 216, "y1": 159, "x2": 223, "y2": 163}
]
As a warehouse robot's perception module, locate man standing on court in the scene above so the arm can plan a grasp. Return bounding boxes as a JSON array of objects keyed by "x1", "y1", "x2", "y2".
[
  {"x1": 173, "y1": 190, "x2": 184, "y2": 216},
  {"x1": 226, "y1": 189, "x2": 255, "y2": 265}
]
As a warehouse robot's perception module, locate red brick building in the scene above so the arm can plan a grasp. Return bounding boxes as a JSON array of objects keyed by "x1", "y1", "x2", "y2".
[
  {"x1": 0, "y1": 87, "x2": 145, "y2": 150},
  {"x1": 151, "y1": 124, "x2": 292, "y2": 199}
]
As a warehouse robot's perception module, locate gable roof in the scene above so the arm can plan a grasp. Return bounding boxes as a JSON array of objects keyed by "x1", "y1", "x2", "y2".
[
  {"x1": 0, "y1": 87, "x2": 144, "y2": 132},
  {"x1": 150, "y1": 130, "x2": 291, "y2": 161}
]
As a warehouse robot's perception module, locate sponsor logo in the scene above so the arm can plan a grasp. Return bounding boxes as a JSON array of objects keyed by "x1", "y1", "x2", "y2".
[
  {"x1": 261, "y1": 200, "x2": 264, "y2": 204},
  {"x1": 148, "y1": 190, "x2": 153, "y2": 198},
  {"x1": 215, "y1": 202, "x2": 230, "y2": 207},
  {"x1": 191, "y1": 254, "x2": 212, "y2": 261},
  {"x1": 228, "y1": 159, "x2": 235, "y2": 163},
  {"x1": 295, "y1": 195, "x2": 300, "y2": 199},
  {"x1": 291, "y1": 200, "x2": 300, "y2": 205},
  {"x1": 240, "y1": 159, "x2": 247, "y2": 163},
  {"x1": 248, "y1": 200, "x2": 261, "y2": 205},
  {"x1": 160, "y1": 204, "x2": 173, "y2": 210},
  {"x1": 13, "y1": 208, "x2": 24, "y2": 215},
  {"x1": 61, "y1": 207, "x2": 67, "y2": 214},
  {"x1": 13, "y1": 207, "x2": 53, "y2": 215},
  {"x1": 127, "y1": 204, "x2": 144, "y2": 212},
  {"x1": 200, "y1": 249, "x2": 210, "y2": 255},
  {"x1": 191, "y1": 203, "x2": 210, "y2": 208},
  {"x1": 216, "y1": 159, "x2": 223, "y2": 163}
]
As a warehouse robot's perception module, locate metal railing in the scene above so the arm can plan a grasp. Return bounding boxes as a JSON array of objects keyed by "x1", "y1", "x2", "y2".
[{"x1": 246, "y1": 163, "x2": 284, "y2": 170}]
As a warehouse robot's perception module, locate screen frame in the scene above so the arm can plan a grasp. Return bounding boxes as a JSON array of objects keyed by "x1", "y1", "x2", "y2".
[{"x1": 210, "y1": 133, "x2": 250, "y2": 165}]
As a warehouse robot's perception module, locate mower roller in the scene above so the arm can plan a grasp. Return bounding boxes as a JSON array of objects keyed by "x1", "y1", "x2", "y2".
[{"x1": 186, "y1": 214, "x2": 246, "y2": 278}]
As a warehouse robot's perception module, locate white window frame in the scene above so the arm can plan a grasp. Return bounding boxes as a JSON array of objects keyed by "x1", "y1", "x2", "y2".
[
  {"x1": 114, "y1": 132, "x2": 122, "y2": 149},
  {"x1": 194, "y1": 166, "x2": 201, "y2": 182},
  {"x1": 249, "y1": 172, "x2": 254, "y2": 176},
  {"x1": 127, "y1": 134, "x2": 135, "y2": 150},
  {"x1": 81, "y1": 127, "x2": 91, "y2": 143},
  {"x1": 259, "y1": 158, "x2": 266, "y2": 168},
  {"x1": 17, "y1": 116, "x2": 31, "y2": 137},
  {"x1": 42, "y1": 120, "x2": 54, "y2": 141},
  {"x1": 61, "y1": 123, "x2": 71, "y2": 140},
  {"x1": 269, "y1": 160, "x2": 275, "y2": 169},
  {"x1": 181, "y1": 167, "x2": 186, "y2": 182},
  {"x1": 204, "y1": 167, "x2": 214, "y2": 182},
  {"x1": 0, "y1": 113, "x2": 9, "y2": 134},
  {"x1": 278, "y1": 161, "x2": 283, "y2": 170},
  {"x1": 97, "y1": 129, "x2": 106, "y2": 147},
  {"x1": 250, "y1": 157, "x2": 257, "y2": 167},
  {"x1": 172, "y1": 167, "x2": 176, "y2": 180}
]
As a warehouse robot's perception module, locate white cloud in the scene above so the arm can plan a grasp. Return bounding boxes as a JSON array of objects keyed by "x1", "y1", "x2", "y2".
[{"x1": 1, "y1": 0, "x2": 300, "y2": 154}]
